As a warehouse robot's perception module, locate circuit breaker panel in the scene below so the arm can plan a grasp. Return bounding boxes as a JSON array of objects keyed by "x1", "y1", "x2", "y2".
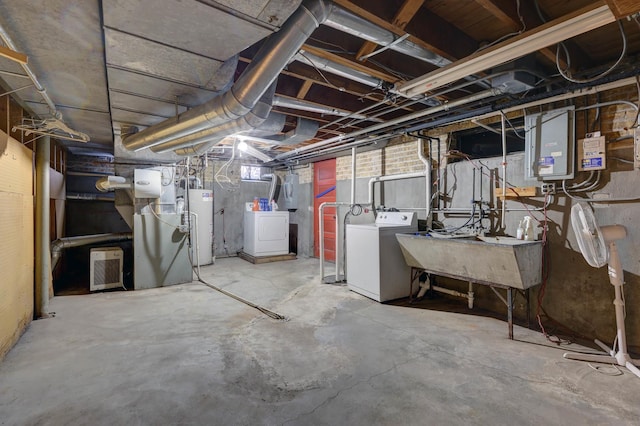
[{"x1": 524, "y1": 105, "x2": 575, "y2": 181}]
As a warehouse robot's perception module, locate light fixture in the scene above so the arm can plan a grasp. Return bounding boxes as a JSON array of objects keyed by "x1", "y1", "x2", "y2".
[
  {"x1": 234, "y1": 138, "x2": 273, "y2": 163},
  {"x1": 397, "y1": 3, "x2": 616, "y2": 98}
]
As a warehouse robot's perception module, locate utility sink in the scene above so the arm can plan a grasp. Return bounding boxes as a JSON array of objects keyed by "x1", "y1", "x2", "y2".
[{"x1": 395, "y1": 233, "x2": 543, "y2": 290}]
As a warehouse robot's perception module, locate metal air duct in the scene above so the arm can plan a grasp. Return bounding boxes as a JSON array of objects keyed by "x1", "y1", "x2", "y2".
[
  {"x1": 324, "y1": 4, "x2": 451, "y2": 68},
  {"x1": 123, "y1": 0, "x2": 331, "y2": 152},
  {"x1": 294, "y1": 49, "x2": 384, "y2": 88},
  {"x1": 151, "y1": 82, "x2": 276, "y2": 153}
]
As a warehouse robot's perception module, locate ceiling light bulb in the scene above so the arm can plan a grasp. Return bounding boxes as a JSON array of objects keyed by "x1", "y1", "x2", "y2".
[{"x1": 238, "y1": 141, "x2": 248, "y2": 151}]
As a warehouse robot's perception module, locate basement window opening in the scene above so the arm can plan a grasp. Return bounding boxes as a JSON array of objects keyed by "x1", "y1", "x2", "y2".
[{"x1": 241, "y1": 165, "x2": 271, "y2": 181}]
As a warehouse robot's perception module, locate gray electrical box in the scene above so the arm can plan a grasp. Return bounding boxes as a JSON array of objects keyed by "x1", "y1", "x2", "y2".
[
  {"x1": 524, "y1": 105, "x2": 575, "y2": 181},
  {"x1": 282, "y1": 173, "x2": 299, "y2": 211}
]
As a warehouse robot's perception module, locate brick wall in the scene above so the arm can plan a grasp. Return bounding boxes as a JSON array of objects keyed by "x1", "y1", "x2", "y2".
[
  {"x1": 297, "y1": 163, "x2": 314, "y2": 184},
  {"x1": 335, "y1": 135, "x2": 453, "y2": 181}
]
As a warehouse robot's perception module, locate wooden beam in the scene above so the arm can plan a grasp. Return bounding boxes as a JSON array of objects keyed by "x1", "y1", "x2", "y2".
[
  {"x1": 495, "y1": 186, "x2": 537, "y2": 198},
  {"x1": 357, "y1": 0, "x2": 424, "y2": 61},
  {"x1": 604, "y1": 0, "x2": 640, "y2": 18},
  {"x1": 296, "y1": 80, "x2": 313, "y2": 99},
  {"x1": 301, "y1": 44, "x2": 399, "y2": 83},
  {"x1": 0, "y1": 45, "x2": 27, "y2": 65},
  {"x1": 473, "y1": 0, "x2": 567, "y2": 68}
]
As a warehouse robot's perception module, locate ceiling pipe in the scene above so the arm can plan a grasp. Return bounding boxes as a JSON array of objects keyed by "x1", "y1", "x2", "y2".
[
  {"x1": 324, "y1": 4, "x2": 450, "y2": 68},
  {"x1": 269, "y1": 116, "x2": 319, "y2": 145},
  {"x1": 275, "y1": 87, "x2": 504, "y2": 162},
  {"x1": 293, "y1": 49, "x2": 384, "y2": 88},
  {"x1": 170, "y1": 91, "x2": 274, "y2": 156},
  {"x1": 122, "y1": 0, "x2": 331, "y2": 152},
  {"x1": 150, "y1": 83, "x2": 276, "y2": 153},
  {"x1": 273, "y1": 95, "x2": 383, "y2": 122}
]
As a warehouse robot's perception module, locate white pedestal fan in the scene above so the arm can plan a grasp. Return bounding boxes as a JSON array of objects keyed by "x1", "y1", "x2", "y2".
[{"x1": 563, "y1": 202, "x2": 640, "y2": 378}]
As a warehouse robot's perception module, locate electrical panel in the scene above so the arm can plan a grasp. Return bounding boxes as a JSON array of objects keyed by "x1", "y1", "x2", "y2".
[
  {"x1": 524, "y1": 106, "x2": 575, "y2": 181},
  {"x1": 577, "y1": 132, "x2": 606, "y2": 171}
]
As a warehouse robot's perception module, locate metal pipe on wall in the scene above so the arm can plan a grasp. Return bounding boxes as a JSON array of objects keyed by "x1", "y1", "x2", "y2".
[
  {"x1": 500, "y1": 113, "x2": 507, "y2": 227},
  {"x1": 351, "y1": 146, "x2": 357, "y2": 205},
  {"x1": 35, "y1": 135, "x2": 51, "y2": 318},
  {"x1": 417, "y1": 139, "x2": 432, "y2": 228}
]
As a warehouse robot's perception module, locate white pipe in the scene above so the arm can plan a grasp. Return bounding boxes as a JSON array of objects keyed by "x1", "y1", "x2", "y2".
[
  {"x1": 417, "y1": 139, "x2": 432, "y2": 228},
  {"x1": 368, "y1": 171, "x2": 425, "y2": 210},
  {"x1": 351, "y1": 147, "x2": 356, "y2": 205},
  {"x1": 319, "y1": 201, "x2": 354, "y2": 282},
  {"x1": 501, "y1": 113, "x2": 507, "y2": 227},
  {"x1": 276, "y1": 88, "x2": 503, "y2": 161},
  {"x1": 189, "y1": 212, "x2": 200, "y2": 278}
]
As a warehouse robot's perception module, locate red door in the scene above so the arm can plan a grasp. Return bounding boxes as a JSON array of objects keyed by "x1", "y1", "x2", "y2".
[{"x1": 313, "y1": 159, "x2": 336, "y2": 260}]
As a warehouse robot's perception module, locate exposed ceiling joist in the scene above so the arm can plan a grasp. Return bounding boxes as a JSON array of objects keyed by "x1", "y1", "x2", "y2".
[
  {"x1": 332, "y1": 0, "x2": 468, "y2": 62},
  {"x1": 473, "y1": 0, "x2": 577, "y2": 69},
  {"x1": 356, "y1": 0, "x2": 425, "y2": 61}
]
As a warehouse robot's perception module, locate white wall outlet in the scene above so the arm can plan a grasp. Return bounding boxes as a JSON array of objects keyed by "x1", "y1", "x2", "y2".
[{"x1": 540, "y1": 182, "x2": 556, "y2": 194}]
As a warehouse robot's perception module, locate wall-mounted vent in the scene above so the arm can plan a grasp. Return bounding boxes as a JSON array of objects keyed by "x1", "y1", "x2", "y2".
[{"x1": 90, "y1": 247, "x2": 123, "y2": 291}]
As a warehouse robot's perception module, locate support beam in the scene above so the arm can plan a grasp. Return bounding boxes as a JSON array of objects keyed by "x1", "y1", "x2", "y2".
[
  {"x1": 473, "y1": 0, "x2": 569, "y2": 68},
  {"x1": 297, "y1": 80, "x2": 314, "y2": 99},
  {"x1": 35, "y1": 135, "x2": 51, "y2": 319},
  {"x1": 0, "y1": 45, "x2": 27, "y2": 64}
]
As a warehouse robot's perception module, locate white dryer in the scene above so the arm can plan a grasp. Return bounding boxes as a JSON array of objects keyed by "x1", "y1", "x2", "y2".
[
  {"x1": 346, "y1": 211, "x2": 418, "y2": 302},
  {"x1": 243, "y1": 211, "x2": 289, "y2": 256}
]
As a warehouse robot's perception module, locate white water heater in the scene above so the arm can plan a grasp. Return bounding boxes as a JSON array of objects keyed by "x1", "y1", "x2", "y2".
[{"x1": 188, "y1": 189, "x2": 214, "y2": 265}]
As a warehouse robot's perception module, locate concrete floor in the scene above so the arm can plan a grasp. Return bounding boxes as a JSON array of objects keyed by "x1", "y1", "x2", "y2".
[{"x1": 1, "y1": 257, "x2": 639, "y2": 425}]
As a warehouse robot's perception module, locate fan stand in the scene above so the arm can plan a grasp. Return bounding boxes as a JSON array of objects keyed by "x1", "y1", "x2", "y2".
[{"x1": 564, "y1": 226, "x2": 640, "y2": 378}]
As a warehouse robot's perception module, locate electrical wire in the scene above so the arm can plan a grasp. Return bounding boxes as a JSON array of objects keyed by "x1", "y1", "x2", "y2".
[
  {"x1": 475, "y1": 0, "x2": 525, "y2": 52},
  {"x1": 555, "y1": 20, "x2": 627, "y2": 84},
  {"x1": 535, "y1": 193, "x2": 569, "y2": 345},
  {"x1": 146, "y1": 201, "x2": 180, "y2": 229},
  {"x1": 185, "y1": 219, "x2": 287, "y2": 321}
]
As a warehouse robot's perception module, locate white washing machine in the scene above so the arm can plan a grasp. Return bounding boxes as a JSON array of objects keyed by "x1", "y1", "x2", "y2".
[
  {"x1": 243, "y1": 211, "x2": 289, "y2": 256},
  {"x1": 346, "y1": 211, "x2": 418, "y2": 302}
]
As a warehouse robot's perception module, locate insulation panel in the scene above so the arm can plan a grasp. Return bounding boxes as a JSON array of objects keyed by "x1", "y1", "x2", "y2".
[{"x1": 0, "y1": 133, "x2": 34, "y2": 358}]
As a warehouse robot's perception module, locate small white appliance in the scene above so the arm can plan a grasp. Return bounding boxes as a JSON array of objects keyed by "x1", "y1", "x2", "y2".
[
  {"x1": 346, "y1": 211, "x2": 418, "y2": 302},
  {"x1": 90, "y1": 247, "x2": 124, "y2": 291},
  {"x1": 243, "y1": 211, "x2": 289, "y2": 256}
]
